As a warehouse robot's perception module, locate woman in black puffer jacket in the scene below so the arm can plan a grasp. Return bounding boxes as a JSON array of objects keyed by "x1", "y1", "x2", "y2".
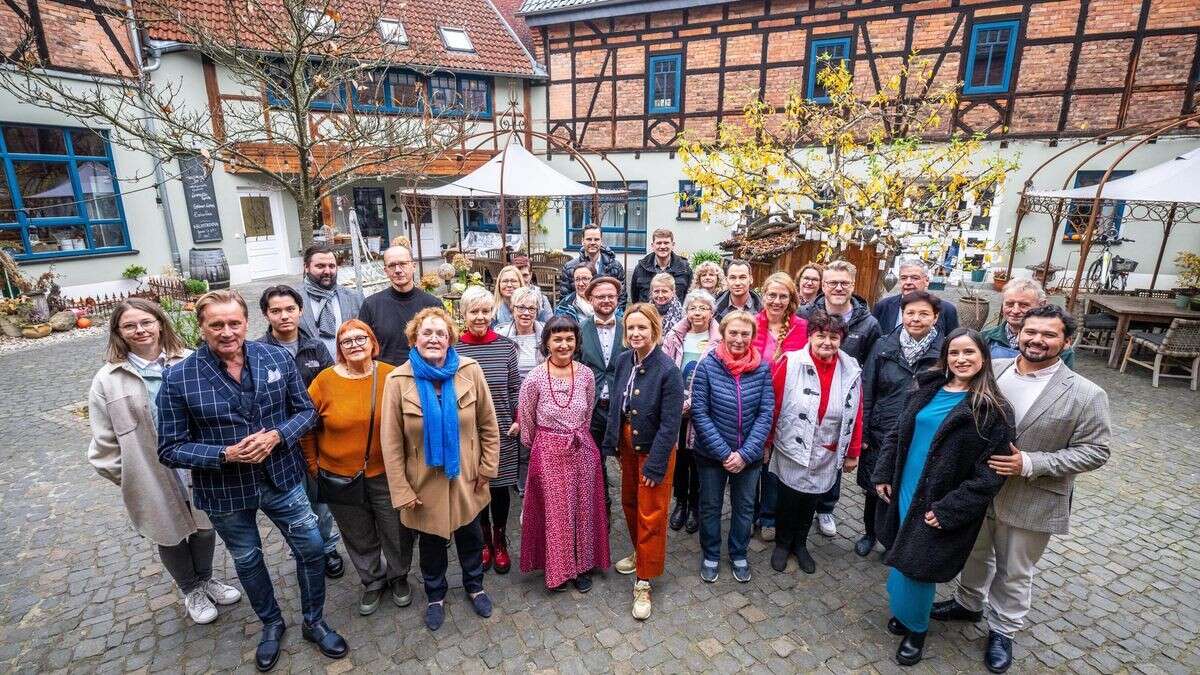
[{"x1": 870, "y1": 328, "x2": 1013, "y2": 667}]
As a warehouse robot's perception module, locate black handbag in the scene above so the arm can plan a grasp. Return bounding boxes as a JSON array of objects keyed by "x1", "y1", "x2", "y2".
[{"x1": 315, "y1": 365, "x2": 377, "y2": 506}]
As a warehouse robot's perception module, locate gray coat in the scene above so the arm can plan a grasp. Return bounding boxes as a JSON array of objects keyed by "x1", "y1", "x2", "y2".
[
  {"x1": 88, "y1": 353, "x2": 212, "y2": 546},
  {"x1": 293, "y1": 283, "x2": 364, "y2": 355},
  {"x1": 990, "y1": 358, "x2": 1112, "y2": 535}
]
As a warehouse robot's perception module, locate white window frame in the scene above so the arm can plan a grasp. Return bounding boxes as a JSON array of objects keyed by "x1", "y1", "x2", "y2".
[
  {"x1": 439, "y1": 27, "x2": 475, "y2": 52},
  {"x1": 378, "y1": 19, "x2": 408, "y2": 45},
  {"x1": 304, "y1": 10, "x2": 336, "y2": 36}
]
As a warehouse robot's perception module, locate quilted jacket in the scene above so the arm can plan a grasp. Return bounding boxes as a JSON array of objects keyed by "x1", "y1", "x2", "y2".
[{"x1": 689, "y1": 352, "x2": 775, "y2": 465}]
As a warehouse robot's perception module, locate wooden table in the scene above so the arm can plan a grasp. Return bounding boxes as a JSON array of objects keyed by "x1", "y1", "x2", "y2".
[{"x1": 1084, "y1": 295, "x2": 1200, "y2": 368}]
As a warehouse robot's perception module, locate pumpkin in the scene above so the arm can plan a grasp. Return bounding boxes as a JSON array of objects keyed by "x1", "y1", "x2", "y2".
[{"x1": 76, "y1": 317, "x2": 92, "y2": 329}]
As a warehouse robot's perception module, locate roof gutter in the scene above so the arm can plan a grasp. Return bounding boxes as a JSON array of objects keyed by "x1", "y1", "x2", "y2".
[{"x1": 520, "y1": 0, "x2": 727, "y2": 26}]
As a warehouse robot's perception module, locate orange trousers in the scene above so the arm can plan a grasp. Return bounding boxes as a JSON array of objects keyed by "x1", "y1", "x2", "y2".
[{"x1": 618, "y1": 422, "x2": 675, "y2": 580}]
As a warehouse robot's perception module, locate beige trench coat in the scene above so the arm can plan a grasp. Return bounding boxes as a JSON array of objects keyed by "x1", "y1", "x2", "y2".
[
  {"x1": 380, "y1": 356, "x2": 500, "y2": 539},
  {"x1": 87, "y1": 353, "x2": 212, "y2": 546}
]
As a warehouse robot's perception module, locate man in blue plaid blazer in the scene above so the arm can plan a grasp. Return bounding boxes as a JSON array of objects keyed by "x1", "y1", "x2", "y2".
[{"x1": 157, "y1": 290, "x2": 347, "y2": 671}]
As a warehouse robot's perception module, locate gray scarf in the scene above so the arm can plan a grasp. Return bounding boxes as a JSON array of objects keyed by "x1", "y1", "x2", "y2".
[
  {"x1": 303, "y1": 276, "x2": 337, "y2": 339},
  {"x1": 899, "y1": 327, "x2": 938, "y2": 366}
]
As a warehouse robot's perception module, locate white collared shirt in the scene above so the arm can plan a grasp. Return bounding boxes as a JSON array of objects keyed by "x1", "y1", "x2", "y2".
[
  {"x1": 594, "y1": 318, "x2": 617, "y2": 399},
  {"x1": 127, "y1": 350, "x2": 167, "y2": 373},
  {"x1": 998, "y1": 358, "x2": 1063, "y2": 477}
]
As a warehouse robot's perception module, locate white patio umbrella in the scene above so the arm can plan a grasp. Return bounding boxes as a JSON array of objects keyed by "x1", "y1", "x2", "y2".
[
  {"x1": 1026, "y1": 147, "x2": 1200, "y2": 203},
  {"x1": 413, "y1": 141, "x2": 626, "y2": 199}
]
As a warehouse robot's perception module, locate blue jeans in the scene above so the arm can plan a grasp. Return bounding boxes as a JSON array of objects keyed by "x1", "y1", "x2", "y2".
[
  {"x1": 304, "y1": 475, "x2": 341, "y2": 554},
  {"x1": 754, "y1": 464, "x2": 779, "y2": 528},
  {"x1": 206, "y1": 481, "x2": 326, "y2": 628},
  {"x1": 697, "y1": 459, "x2": 759, "y2": 563}
]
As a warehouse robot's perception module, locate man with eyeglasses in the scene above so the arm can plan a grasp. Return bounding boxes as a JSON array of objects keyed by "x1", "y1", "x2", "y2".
[
  {"x1": 256, "y1": 286, "x2": 342, "y2": 580},
  {"x1": 359, "y1": 245, "x2": 442, "y2": 366}
]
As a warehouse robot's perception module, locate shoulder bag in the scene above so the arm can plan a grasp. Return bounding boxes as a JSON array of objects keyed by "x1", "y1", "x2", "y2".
[{"x1": 315, "y1": 364, "x2": 376, "y2": 506}]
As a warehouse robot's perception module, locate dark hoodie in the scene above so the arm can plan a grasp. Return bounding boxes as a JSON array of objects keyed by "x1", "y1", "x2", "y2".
[
  {"x1": 258, "y1": 330, "x2": 333, "y2": 387},
  {"x1": 800, "y1": 295, "x2": 881, "y2": 366},
  {"x1": 630, "y1": 252, "x2": 693, "y2": 304}
]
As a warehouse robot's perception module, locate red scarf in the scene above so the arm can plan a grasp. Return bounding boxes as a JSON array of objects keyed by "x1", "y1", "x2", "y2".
[
  {"x1": 716, "y1": 342, "x2": 762, "y2": 376},
  {"x1": 459, "y1": 328, "x2": 499, "y2": 345}
]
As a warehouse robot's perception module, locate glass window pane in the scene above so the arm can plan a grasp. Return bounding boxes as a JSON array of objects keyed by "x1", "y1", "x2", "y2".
[
  {"x1": 12, "y1": 161, "x2": 78, "y2": 219},
  {"x1": 0, "y1": 228, "x2": 25, "y2": 255},
  {"x1": 354, "y1": 71, "x2": 388, "y2": 107},
  {"x1": 27, "y1": 224, "x2": 86, "y2": 253},
  {"x1": 391, "y1": 72, "x2": 421, "y2": 109},
  {"x1": 240, "y1": 196, "x2": 275, "y2": 238},
  {"x1": 0, "y1": 165, "x2": 14, "y2": 224},
  {"x1": 462, "y1": 80, "x2": 488, "y2": 114},
  {"x1": 440, "y1": 28, "x2": 474, "y2": 52},
  {"x1": 89, "y1": 222, "x2": 127, "y2": 248},
  {"x1": 430, "y1": 76, "x2": 457, "y2": 111},
  {"x1": 78, "y1": 161, "x2": 120, "y2": 220},
  {"x1": 71, "y1": 130, "x2": 108, "y2": 157},
  {"x1": 3, "y1": 125, "x2": 66, "y2": 155}
]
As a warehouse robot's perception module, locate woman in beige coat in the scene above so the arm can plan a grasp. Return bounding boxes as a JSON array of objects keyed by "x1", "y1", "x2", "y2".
[
  {"x1": 87, "y1": 298, "x2": 241, "y2": 625},
  {"x1": 381, "y1": 307, "x2": 500, "y2": 632}
]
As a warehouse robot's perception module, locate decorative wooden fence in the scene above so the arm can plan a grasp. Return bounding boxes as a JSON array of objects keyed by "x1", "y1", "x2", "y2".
[{"x1": 63, "y1": 277, "x2": 189, "y2": 321}]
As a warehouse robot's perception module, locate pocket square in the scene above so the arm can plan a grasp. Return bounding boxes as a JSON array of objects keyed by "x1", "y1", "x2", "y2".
[{"x1": 267, "y1": 368, "x2": 282, "y2": 383}]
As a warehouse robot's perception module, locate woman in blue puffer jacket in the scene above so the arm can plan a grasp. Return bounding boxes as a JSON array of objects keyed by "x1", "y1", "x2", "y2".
[{"x1": 689, "y1": 310, "x2": 775, "y2": 584}]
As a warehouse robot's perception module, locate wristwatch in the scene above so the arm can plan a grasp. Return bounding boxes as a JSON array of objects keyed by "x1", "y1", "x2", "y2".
[{"x1": 218, "y1": 449, "x2": 228, "y2": 464}]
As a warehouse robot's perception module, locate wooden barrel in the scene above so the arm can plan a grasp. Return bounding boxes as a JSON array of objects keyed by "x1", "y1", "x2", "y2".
[{"x1": 189, "y1": 247, "x2": 230, "y2": 290}]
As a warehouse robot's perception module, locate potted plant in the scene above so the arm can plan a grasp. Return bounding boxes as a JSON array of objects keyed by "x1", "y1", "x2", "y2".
[
  {"x1": 183, "y1": 278, "x2": 209, "y2": 298},
  {"x1": 955, "y1": 279, "x2": 991, "y2": 331},
  {"x1": 990, "y1": 234, "x2": 1034, "y2": 291},
  {"x1": 964, "y1": 259, "x2": 987, "y2": 284},
  {"x1": 1173, "y1": 251, "x2": 1200, "y2": 309}
]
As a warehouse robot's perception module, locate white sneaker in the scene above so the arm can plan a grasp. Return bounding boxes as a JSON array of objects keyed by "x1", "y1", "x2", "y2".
[
  {"x1": 202, "y1": 578, "x2": 242, "y2": 605},
  {"x1": 632, "y1": 580, "x2": 652, "y2": 620},
  {"x1": 615, "y1": 552, "x2": 637, "y2": 575},
  {"x1": 184, "y1": 589, "x2": 218, "y2": 624},
  {"x1": 817, "y1": 513, "x2": 837, "y2": 537}
]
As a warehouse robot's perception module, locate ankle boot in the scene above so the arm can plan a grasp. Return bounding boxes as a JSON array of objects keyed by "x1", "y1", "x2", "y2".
[
  {"x1": 481, "y1": 525, "x2": 494, "y2": 572},
  {"x1": 492, "y1": 526, "x2": 512, "y2": 574},
  {"x1": 896, "y1": 631, "x2": 926, "y2": 666}
]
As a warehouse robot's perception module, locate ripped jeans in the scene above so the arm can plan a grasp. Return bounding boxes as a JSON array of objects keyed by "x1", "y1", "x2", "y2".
[{"x1": 206, "y1": 481, "x2": 326, "y2": 628}]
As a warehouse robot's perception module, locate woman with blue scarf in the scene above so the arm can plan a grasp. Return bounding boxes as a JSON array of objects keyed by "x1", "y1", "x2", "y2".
[{"x1": 380, "y1": 307, "x2": 501, "y2": 632}]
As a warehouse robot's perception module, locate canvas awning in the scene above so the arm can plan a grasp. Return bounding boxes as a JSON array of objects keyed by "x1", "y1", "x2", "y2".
[
  {"x1": 1026, "y1": 147, "x2": 1200, "y2": 205},
  {"x1": 410, "y1": 140, "x2": 626, "y2": 198}
]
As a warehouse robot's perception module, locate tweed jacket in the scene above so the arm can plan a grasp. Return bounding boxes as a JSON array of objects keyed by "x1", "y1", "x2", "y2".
[
  {"x1": 990, "y1": 358, "x2": 1111, "y2": 534},
  {"x1": 379, "y1": 356, "x2": 500, "y2": 539},
  {"x1": 293, "y1": 283, "x2": 364, "y2": 348},
  {"x1": 88, "y1": 352, "x2": 212, "y2": 546},
  {"x1": 157, "y1": 341, "x2": 317, "y2": 513}
]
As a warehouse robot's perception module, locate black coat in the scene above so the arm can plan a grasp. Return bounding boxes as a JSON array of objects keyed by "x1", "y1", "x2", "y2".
[
  {"x1": 629, "y1": 252, "x2": 693, "y2": 304},
  {"x1": 258, "y1": 330, "x2": 333, "y2": 387},
  {"x1": 801, "y1": 296, "x2": 881, "y2": 365},
  {"x1": 857, "y1": 328, "x2": 944, "y2": 490},
  {"x1": 601, "y1": 346, "x2": 683, "y2": 483},
  {"x1": 871, "y1": 372, "x2": 1013, "y2": 583}
]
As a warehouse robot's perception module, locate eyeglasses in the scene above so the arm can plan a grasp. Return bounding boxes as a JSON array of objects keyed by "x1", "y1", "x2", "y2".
[
  {"x1": 513, "y1": 305, "x2": 538, "y2": 314},
  {"x1": 339, "y1": 335, "x2": 370, "y2": 348},
  {"x1": 384, "y1": 261, "x2": 413, "y2": 270},
  {"x1": 764, "y1": 292, "x2": 791, "y2": 302},
  {"x1": 119, "y1": 319, "x2": 158, "y2": 333},
  {"x1": 824, "y1": 280, "x2": 853, "y2": 288}
]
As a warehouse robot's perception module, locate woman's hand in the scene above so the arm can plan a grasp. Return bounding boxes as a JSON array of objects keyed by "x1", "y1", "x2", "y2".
[
  {"x1": 723, "y1": 452, "x2": 745, "y2": 474},
  {"x1": 507, "y1": 423, "x2": 519, "y2": 437},
  {"x1": 398, "y1": 497, "x2": 423, "y2": 510},
  {"x1": 842, "y1": 456, "x2": 858, "y2": 473},
  {"x1": 924, "y1": 510, "x2": 941, "y2": 529},
  {"x1": 639, "y1": 474, "x2": 659, "y2": 487},
  {"x1": 475, "y1": 477, "x2": 490, "y2": 492},
  {"x1": 875, "y1": 484, "x2": 892, "y2": 503}
]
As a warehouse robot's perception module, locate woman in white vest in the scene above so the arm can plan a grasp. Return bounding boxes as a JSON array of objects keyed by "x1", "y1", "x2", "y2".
[{"x1": 768, "y1": 308, "x2": 864, "y2": 574}]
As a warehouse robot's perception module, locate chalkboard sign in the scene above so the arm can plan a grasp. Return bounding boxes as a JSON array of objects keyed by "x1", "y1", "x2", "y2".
[{"x1": 179, "y1": 155, "x2": 223, "y2": 243}]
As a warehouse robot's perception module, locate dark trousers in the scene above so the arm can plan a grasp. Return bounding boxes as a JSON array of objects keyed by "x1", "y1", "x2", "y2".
[
  {"x1": 589, "y1": 400, "x2": 613, "y2": 512},
  {"x1": 418, "y1": 516, "x2": 485, "y2": 603},
  {"x1": 816, "y1": 471, "x2": 841, "y2": 515},
  {"x1": 326, "y1": 474, "x2": 414, "y2": 591},
  {"x1": 478, "y1": 487, "x2": 512, "y2": 531},
  {"x1": 696, "y1": 459, "x2": 758, "y2": 562},
  {"x1": 754, "y1": 464, "x2": 780, "y2": 528},
  {"x1": 158, "y1": 529, "x2": 216, "y2": 594},
  {"x1": 672, "y1": 424, "x2": 700, "y2": 512},
  {"x1": 862, "y1": 490, "x2": 881, "y2": 540},
  {"x1": 206, "y1": 481, "x2": 326, "y2": 627},
  {"x1": 775, "y1": 482, "x2": 821, "y2": 553}
]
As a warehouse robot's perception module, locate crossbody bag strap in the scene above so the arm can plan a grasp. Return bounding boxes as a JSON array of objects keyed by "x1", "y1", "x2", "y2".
[{"x1": 361, "y1": 364, "x2": 378, "y2": 470}]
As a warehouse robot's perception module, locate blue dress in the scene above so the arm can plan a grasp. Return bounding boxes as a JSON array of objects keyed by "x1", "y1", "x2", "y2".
[{"x1": 887, "y1": 388, "x2": 968, "y2": 633}]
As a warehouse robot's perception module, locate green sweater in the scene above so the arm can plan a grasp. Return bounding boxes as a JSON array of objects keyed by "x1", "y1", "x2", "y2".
[{"x1": 980, "y1": 324, "x2": 1076, "y2": 369}]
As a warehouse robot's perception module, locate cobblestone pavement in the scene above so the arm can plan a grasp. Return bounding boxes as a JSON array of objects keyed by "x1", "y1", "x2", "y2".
[{"x1": 0, "y1": 277, "x2": 1197, "y2": 674}]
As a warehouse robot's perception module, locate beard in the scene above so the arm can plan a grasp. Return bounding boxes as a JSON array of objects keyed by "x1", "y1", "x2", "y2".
[
  {"x1": 307, "y1": 270, "x2": 336, "y2": 289},
  {"x1": 1019, "y1": 341, "x2": 1058, "y2": 363}
]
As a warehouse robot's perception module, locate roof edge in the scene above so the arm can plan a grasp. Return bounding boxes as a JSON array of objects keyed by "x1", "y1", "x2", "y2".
[
  {"x1": 483, "y1": 0, "x2": 548, "y2": 79},
  {"x1": 519, "y1": 0, "x2": 727, "y2": 24}
]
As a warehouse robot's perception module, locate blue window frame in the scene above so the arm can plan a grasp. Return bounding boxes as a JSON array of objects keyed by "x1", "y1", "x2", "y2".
[
  {"x1": 1064, "y1": 170, "x2": 1135, "y2": 242},
  {"x1": 807, "y1": 37, "x2": 852, "y2": 102},
  {"x1": 0, "y1": 124, "x2": 131, "y2": 260},
  {"x1": 350, "y1": 69, "x2": 422, "y2": 114},
  {"x1": 677, "y1": 180, "x2": 701, "y2": 220},
  {"x1": 429, "y1": 76, "x2": 458, "y2": 113},
  {"x1": 459, "y1": 77, "x2": 492, "y2": 117},
  {"x1": 964, "y1": 20, "x2": 1020, "y2": 95},
  {"x1": 566, "y1": 181, "x2": 647, "y2": 253},
  {"x1": 265, "y1": 62, "x2": 346, "y2": 110},
  {"x1": 647, "y1": 54, "x2": 682, "y2": 114}
]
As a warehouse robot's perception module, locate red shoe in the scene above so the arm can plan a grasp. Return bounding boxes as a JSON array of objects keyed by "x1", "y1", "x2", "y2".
[
  {"x1": 481, "y1": 525, "x2": 494, "y2": 572},
  {"x1": 493, "y1": 527, "x2": 511, "y2": 574}
]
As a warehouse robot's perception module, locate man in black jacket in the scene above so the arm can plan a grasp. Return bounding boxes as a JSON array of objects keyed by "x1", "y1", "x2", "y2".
[
  {"x1": 257, "y1": 285, "x2": 343, "y2": 579},
  {"x1": 359, "y1": 244, "x2": 442, "y2": 366},
  {"x1": 559, "y1": 225, "x2": 627, "y2": 308},
  {"x1": 715, "y1": 259, "x2": 763, "y2": 319},
  {"x1": 630, "y1": 228, "x2": 692, "y2": 304}
]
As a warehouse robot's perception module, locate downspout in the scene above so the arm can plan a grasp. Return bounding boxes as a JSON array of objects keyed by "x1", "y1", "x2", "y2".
[{"x1": 126, "y1": 0, "x2": 183, "y2": 272}]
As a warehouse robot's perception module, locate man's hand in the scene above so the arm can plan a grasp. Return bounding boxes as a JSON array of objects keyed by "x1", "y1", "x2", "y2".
[
  {"x1": 239, "y1": 429, "x2": 281, "y2": 463},
  {"x1": 924, "y1": 510, "x2": 942, "y2": 528},
  {"x1": 843, "y1": 456, "x2": 859, "y2": 473},
  {"x1": 875, "y1": 484, "x2": 892, "y2": 503},
  {"x1": 988, "y1": 443, "x2": 1025, "y2": 476},
  {"x1": 723, "y1": 452, "x2": 745, "y2": 474}
]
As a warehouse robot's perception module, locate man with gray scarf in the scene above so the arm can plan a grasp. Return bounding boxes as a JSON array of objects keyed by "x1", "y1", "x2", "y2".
[{"x1": 293, "y1": 245, "x2": 364, "y2": 360}]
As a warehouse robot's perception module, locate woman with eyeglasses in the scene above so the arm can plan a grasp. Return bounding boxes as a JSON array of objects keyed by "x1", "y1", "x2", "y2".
[
  {"x1": 380, "y1": 307, "x2": 501, "y2": 631},
  {"x1": 301, "y1": 320, "x2": 411, "y2": 617},
  {"x1": 795, "y1": 263, "x2": 824, "y2": 312},
  {"x1": 555, "y1": 263, "x2": 596, "y2": 323},
  {"x1": 88, "y1": 298, "x2": 241, "y2": 626},
  {"x1": 496, "y1": 285, "x2": 546, "y2": 491}
]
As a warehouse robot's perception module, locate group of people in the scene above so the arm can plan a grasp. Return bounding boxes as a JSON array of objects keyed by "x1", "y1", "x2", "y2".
[{"x1": 87, "y1": 232, "x2": 1110, "y2": 673}]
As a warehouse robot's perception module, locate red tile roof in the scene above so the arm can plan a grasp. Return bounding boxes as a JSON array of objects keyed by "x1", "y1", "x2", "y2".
[
  {"x1": 489, "y1": 0, "x2": 534, "y2": 53},
  {"x1": 140, "y1": 0, "x2": 538, "y2": 77}
]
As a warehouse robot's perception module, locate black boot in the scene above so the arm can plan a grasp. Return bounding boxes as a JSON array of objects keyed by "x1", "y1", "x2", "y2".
[
  {"x1": 795, "y1": 546, "x2": 816, "y2": 574},
  {"x1": 668, "y1": 502, "x2": 686, "y2": 531},
  {"x1": 896, "y1": 631, "x2": 926, "y2": 666},
  {"x1": 887, "y1": 617, "x2": 907, "y2": 636},
  {"x1": 854, "y1": 534, "x2": 876, "y2": 557},
  {"x1": 770, "y1": 546, "x2": 789, "y2": 572},
  {"x1": 685, "y1": 507, "x2": 700, "y2": 534},
  {"x1": 930, "y1": 599, "x2": 983, "y2": 622}
]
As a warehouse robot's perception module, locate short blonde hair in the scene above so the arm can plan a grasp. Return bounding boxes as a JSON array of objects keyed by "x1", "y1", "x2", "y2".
[
  {"x1": 762, "y1": 271, "x2": 800, "y2": 317},
  {"x1": 690, "y1": 261, "x2": 728, "y2": 294},
  {"x1": 404, "y1": 307, "x2": 459, "y2": 347},
  {"x1": 459, "y1": 285, "x2": 496, "y2": 317},
  {"x1": 493, "y1": 265, "x2": 523, "y2": 307},
  {"x1": 623, "y1": 302, "x2": 663, "y2": 347},
  {"x1": 195, "y1": 289, "x2": 248, "y2": 323},
  {"x1": 650, "y1": 272, "x2": 676, "y2": 291},
  {"x1": 651, "y1": 227, "x2": 674, "y2": 241},
  {"x1": 510, "y1": 286, "x2": 541, "y2": 313},
  {"x1": 824, "y1": 259, "x2": 857, "y2": 278},
  {"x1": 719, "y1": 310, "x2": 757, "y2": 338}
]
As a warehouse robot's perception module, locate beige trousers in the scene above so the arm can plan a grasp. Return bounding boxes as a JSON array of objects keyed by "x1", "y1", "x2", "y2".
[{"x1": 953, "y1": 511, "x2": 1052, "y2": 638}]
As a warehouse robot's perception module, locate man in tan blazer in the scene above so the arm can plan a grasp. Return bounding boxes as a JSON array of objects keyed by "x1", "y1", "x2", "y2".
[{"x1": 932, "y1": 304, "x2": 1111, "y2": 673}]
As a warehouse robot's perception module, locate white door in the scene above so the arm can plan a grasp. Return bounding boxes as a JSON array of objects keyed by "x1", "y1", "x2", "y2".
[{"x1": 239, "y1": 191, "x2": 288, "y2": 279}]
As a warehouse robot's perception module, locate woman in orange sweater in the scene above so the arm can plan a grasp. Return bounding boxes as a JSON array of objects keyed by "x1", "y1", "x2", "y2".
[{"x1": 302, "y1": 320, "x2": 408, "y2": 617}]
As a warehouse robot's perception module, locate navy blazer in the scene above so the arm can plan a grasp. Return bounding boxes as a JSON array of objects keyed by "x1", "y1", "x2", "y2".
[
  {"x1": 871, "y1": 293, "x2": 960, "y2": 337},
  {"x1": 157, "y1": 341, "x2": 317, "y2": 512},
  {"x1": 601, "y1": 346, "x2": 683, "y2": 483}
]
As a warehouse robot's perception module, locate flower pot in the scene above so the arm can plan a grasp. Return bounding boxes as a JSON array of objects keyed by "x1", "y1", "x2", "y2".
[
  {"x1": 957, "y1": 296, "x2": 991, "y2": 331},
  {"x1": 992, "y1": 270, "x2": 1010, "y2": 292},
  {"x1": 970, "y1": 269, "x2": 986, "y2": 283},
  {"x1": 929, "y1": 277, "x2": 947, "y2": 291},
  {"x1": 21, "y1": 323, "x2": 51, "y2": 339}
]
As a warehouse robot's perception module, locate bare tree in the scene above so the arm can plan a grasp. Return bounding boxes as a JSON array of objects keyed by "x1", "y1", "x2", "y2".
[{"x1": 1, "y1": 0, "x2": 474, "y2": 249}]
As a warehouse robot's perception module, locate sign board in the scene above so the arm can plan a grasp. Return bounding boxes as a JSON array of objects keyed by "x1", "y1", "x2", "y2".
[{"x1": 178, "y1": 155, "x2": 223, "y2": 243}]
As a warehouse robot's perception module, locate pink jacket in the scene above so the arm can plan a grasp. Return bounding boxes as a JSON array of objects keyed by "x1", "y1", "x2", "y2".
[{"x1": 753, "y1": 311, "x2": 809, "y2": 370}]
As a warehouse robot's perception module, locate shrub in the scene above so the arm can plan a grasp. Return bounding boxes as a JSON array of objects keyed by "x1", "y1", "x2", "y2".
[
  {"x1": 689, "y1": 249, "x2": 723, "y2": 268},
  {"x1": 122, "y1": 264, "x2": 148, "y2": 280},
  {"x1": 160, "y1": 297, "x2": 200, "y2": 348},
  {"x1": 183, "y1": 278, "x2": 209, "y2": 296}
]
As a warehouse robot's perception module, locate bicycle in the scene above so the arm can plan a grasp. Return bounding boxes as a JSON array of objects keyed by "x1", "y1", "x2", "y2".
[{"x1": 1084, "y1": 230, "x2": 1137, "y2": 292}]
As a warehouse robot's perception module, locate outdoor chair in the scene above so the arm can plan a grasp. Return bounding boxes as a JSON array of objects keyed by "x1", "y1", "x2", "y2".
[
  {"x1": 1120, "y1": 318, "x2": 1200, "y2": 390},
  {"x1": 532, "y1": 264, "x2": 559, "y2": 304}
]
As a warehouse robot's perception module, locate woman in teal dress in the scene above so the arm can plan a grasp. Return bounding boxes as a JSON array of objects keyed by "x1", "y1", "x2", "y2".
[{"x1": 872, "y1": 328, "x2": 1014, "y2": 667}]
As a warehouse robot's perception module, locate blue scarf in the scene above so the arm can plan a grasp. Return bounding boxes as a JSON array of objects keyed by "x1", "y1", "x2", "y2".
[{"x1": 408, "y1": 347, "x2": 461, "y2": 479}]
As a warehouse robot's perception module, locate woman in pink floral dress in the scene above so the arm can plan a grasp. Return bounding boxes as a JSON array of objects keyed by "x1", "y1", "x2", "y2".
[{"x1": 518, "y1": 316, "x2": 611, "y2": 591}]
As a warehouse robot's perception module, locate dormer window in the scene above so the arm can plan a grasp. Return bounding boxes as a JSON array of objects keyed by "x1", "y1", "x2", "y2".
[
  {"x1": 378, "y1": 19, "x2": 408, "y2": 45},
  {"x1": 439, "y1": 27, "x2": 474, "y2": 52},
  {"x1": 304, "y1": 10, "x2": 336, "y2": 36}
]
